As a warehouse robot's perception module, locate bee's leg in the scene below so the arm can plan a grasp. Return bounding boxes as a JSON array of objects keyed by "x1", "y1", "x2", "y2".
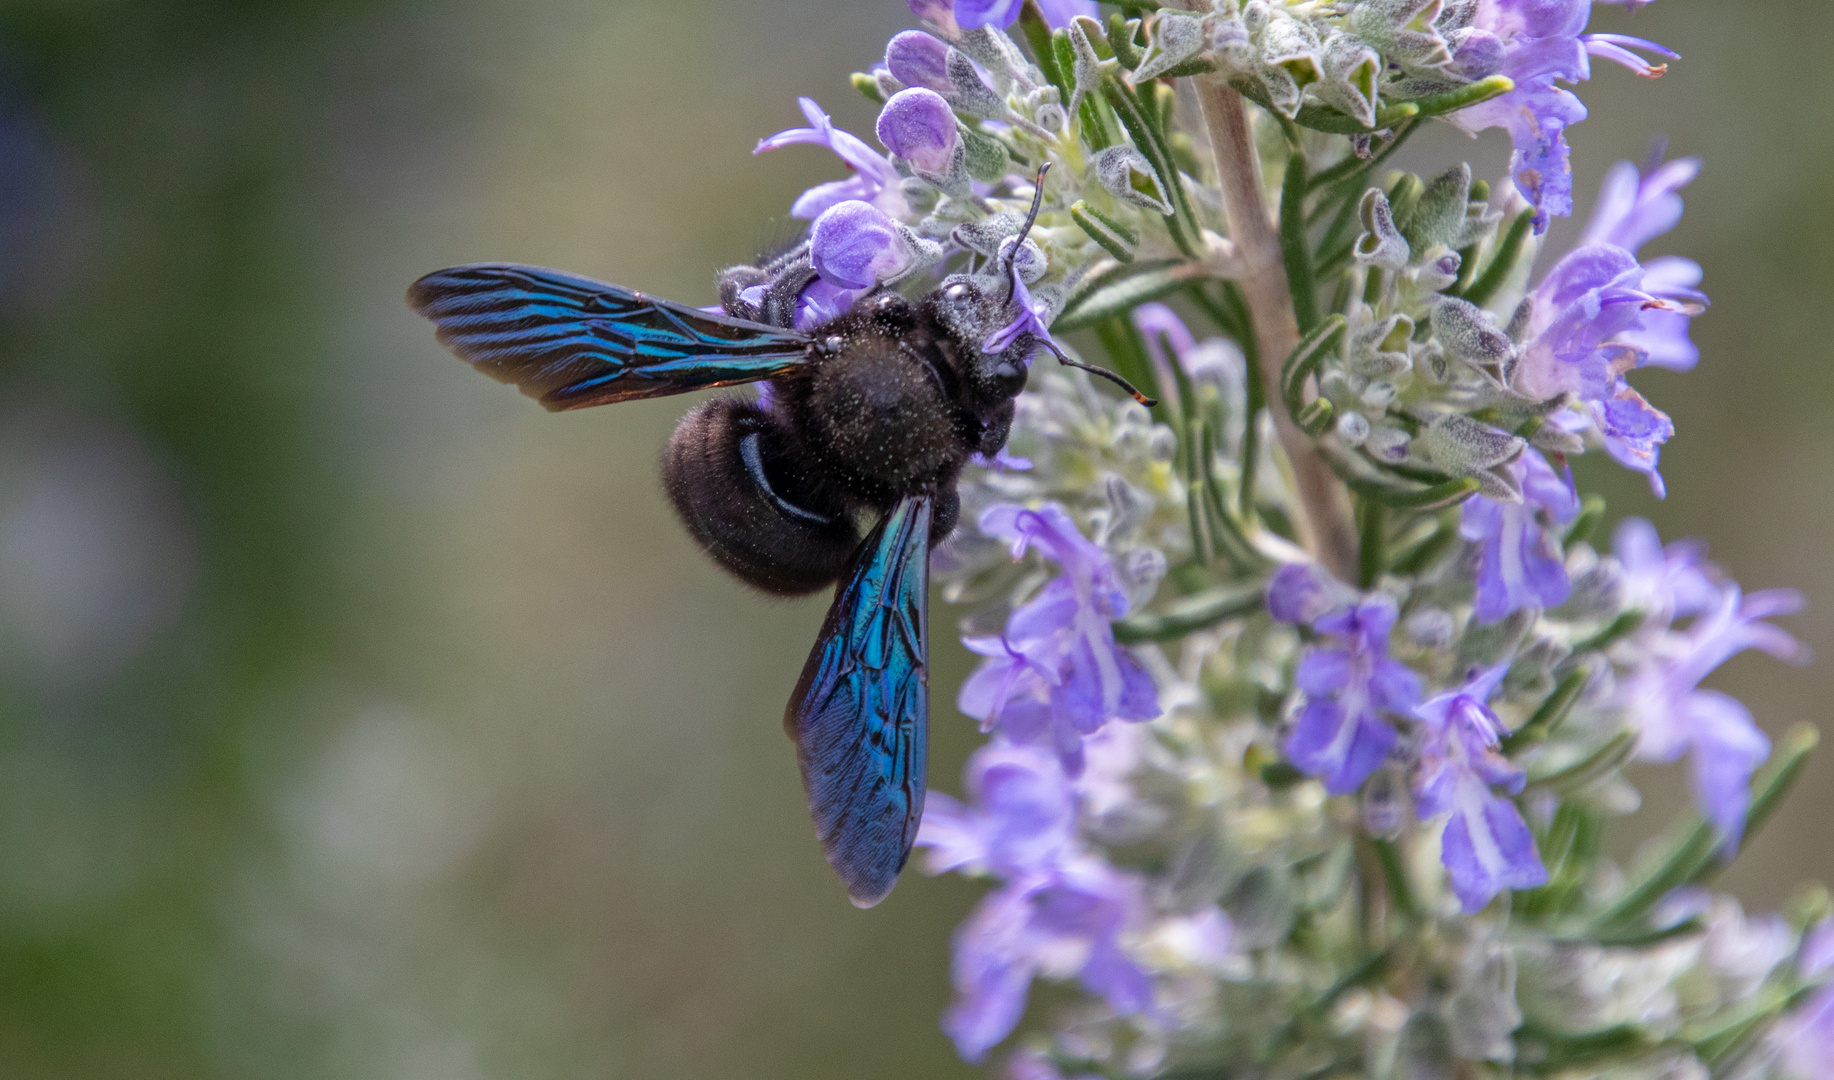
[
  {"x1": 929, "y1": 486, "x2": 960, "y2": 546},
  {"x1": 663, "y1": 398, "x2": 860, "y2": 596},
  {"x1": 759, "y1": 256, "x2": 820, "y2": 330},
  {"x1": 718, "y1": 264, "x2": 770, "y2": 321},
  {"x1": 758, "y1": 240, "x2": 811, "y2": 277}
]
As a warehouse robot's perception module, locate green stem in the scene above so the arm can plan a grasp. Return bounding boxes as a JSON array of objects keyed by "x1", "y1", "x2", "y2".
[{"x1": 1280, "y1": 150, "x2": 1317, "y2": 334}]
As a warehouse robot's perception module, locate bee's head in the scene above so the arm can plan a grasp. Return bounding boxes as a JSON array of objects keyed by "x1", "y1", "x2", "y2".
[{"x1": 929, "y1": 163, "x2": 1156, "y2": 410}]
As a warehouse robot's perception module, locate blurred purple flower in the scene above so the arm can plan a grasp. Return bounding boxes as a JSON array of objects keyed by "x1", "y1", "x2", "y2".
[
  {"x1": 944, "y1": 859, "x2": 1151, "y2": 1062},
  {"x1": 1265, "y1": 561, "x2": 1354, "y2": 626},
  {"x1": 754, "y1": 97, "x2": 909, "y2": 220},
  {"x1": 1450, "y1": 0, "x2": 1677, "y2": 230},
  {"x1": 917, "y1": 742, "x2": 1151, "y2": 1063},
  {"x1": 1611, "y1": 517, "x2": 1720, "y2": 625},
  {"x1": 1619, "y1": 585, "x2": 1809, "y2": 846},
  {"x1": 1278, "y1": 595, "x2": 1421, "y2": 795},
  {"x1": 1413, "y1": 664, "x2": 1548, "y2": 912},
  {"x1": 916, "y1": 741, "x2": 1076, "y2": 878},
  {"x1": 877, "y1": 87, "x2": 959, "y2": 174},
  {"x1": 959, "y1": 503, "x2": 1159, "y2": 776},
  {"x1": 1460, "y1": 448, "x2": 1580, "y2": 624},
  {"x1": 1779, "y1": 921, "x2": 1834, "y2": 1077}
]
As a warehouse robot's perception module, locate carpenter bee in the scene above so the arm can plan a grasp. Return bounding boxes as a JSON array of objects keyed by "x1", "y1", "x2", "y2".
[{"x1": 407, "y1": 169, "x2": 1149, "y2": 907}]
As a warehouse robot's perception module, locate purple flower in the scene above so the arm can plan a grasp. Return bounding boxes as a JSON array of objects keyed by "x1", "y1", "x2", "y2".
[
  {"x1": 1265, "y1": 561, "x2": 1355, "y2": 625},
  {"x1": 1779, "y1": 921, "x2": 1834, "y2": 1077},
  {"x1": 1451, "y1": 1, "x2": 1677, "y2": 229},
  {"x1": 808, "y1": 200, "x2": 917, "y2": 290},
  {"x1": 754, "y1": 97, "x2": 909, "y2": 221},
  {"x1": 982, "y1": 256, "x2": 1056, "y2": 356},
  {"x1": 730, "y1": 276, "x2": 874, "y2": 333},
  {"x1": 885, "y1": 30, "x2": 953, "y2": 94},
  {"x1": 905, "y1": 0, "x2": 961, "y2": 35},
  {"x1": 1610, "y1": 517, "x2": 1720, "y2": 625},
  {"x1": 916, "y1": 741, "x2": 1076, "y2": 878},
  {"x1": 1278, "y1": 595, "x2": 1422, "y2": 795},
  {"x1": 943, "y1": 859, "x2": 1152, "y2": 1062},
  {"x1": 1511, "y1": 153, "x2": 1707, "y2": 495},
  {"x1": 1618, "y1": 586, "x2": 1809, "y2": 847},
  {"x1": 1459, "y1": 448, "x2": 1581, "y2": 624},
  {"x1": 948, "y1": 0, "x2": 1096, "y2": 30},
  {"x1": 916, "y1": 742, "x2": 1151, "y2": 1064},
  {"x1": 1413, "y1": 664, "x2": 1549, "y2": 913},
  {"x1": 877, "y1": 87, "x2": 959, "y2": 175},
  {"x1": 959, "y1": 504, "x2": 1159, "y2": 776}
]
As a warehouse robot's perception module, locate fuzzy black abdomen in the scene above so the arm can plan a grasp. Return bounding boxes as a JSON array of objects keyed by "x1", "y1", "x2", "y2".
[{"x1": 662, "y1": 398, "x2": 860, "y2": 595}]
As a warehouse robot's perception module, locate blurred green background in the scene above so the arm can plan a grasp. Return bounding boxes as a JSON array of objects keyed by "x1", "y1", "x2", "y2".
[{"x1": 0, "y1": 1, "x2": 1825, "y2": 1077}]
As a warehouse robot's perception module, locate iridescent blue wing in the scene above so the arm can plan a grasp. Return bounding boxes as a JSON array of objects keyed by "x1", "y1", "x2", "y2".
[
  {"x1": 407, "y1": 262, "x2": 811, "y2": 410},
  {"x1": 785, "y1": 495, "x2": 931, "y2": 908}
]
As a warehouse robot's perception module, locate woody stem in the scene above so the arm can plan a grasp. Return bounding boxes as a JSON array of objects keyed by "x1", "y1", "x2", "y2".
[{"x1": 1184, "y1": 73, "x2": 1360, "y2": 582}]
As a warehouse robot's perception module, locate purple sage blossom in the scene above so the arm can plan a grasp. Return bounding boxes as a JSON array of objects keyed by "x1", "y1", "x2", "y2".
[
  {"x1": 877, "y1": 87, "x2": 959, "y2": 175},
  {"x1": 948, "y1": 0, "x2": 1096, "y2": 31},
  {"x1": 1459, "y1": 448, "x2": 1581, "y2": 624},
  {"x1": 1618, "y1": 585, "x2": 1809, "y2": 847},
  {"x1": 1265, "y1": 561, "x2": 1355, "y2": 626},
  {"x1": 1413, "y1": 663, "x2": 1548, "y2": 912},
  {"x1": 942, "y1": 859, "x2": 1151, "y2": 1062},
  {"x1": 1450, "y1": 1, "x2": 1678, "y2": 230},
  {"x1": 1275, "y1": 591, "x2": 1422, "y2": 795},
  {"x1": 1778, "y1": 920, "x2": 1834, "y2": 1078},
  {"x1": 916, "y1": 741, "x2": 1076, "y2": 878},
  {"x1": 1611, "y1": 517, "x2": 1720, "y2": 625},
  {"x1": 959, "y1": 503, "x2": 1159, "y2": 776},
  {"x1": 754, "y1": 97, "x2": 909, "y2": 221},
  {"x1": 982, "y1": 259, "x2": 1055, "y2": 356},
  {"x1": 916, "y1": 742, "x2": 1151, "y2": 1063},
  {"x1": 1511, "y1": 153, "x2": 1706, "y2": 496},
  {"x1": 885, "y1": 30, "x2": 954, "y2": 94},
  {"x1": 808, "y1": 200, "x2": 918, "y2": 290}
]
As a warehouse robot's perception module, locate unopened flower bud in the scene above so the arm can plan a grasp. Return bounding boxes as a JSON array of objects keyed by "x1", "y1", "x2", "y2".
[
  {"x1": 1416, "y1": 245, "x2": 1462, "y2": 292},
  {"x1": 997, "y1": 235, "x2": 1049, "y2": 285},
  {"x1": 1446, "y1": 27, "x2": 1506, "y2": 79},
  {"x1": 877, "y1": 88, "x2": 959, "y2": 175},
  {"x1": 1093, "y1": 146, "x2": 1172, "y2": 215},
  {"x1": 1422, "y1": 413, "x2": 1525, "y2": 479},
  {"x1": 1355, "y1": 189, "x2": 1410, "y2": 270},
  {"x1": 1336, "y1": 410, "x2": 1372, "y2": 445},
  {"x1": 1405, "y1": 607, "x2": 1456, "y2": 649},
  {"x1": 809, "y1": 201, "x2": 936, "y2": 289},
  {"x1": 884, "y1": 30, "x2": 952, "y2": 94},
  {"x1": 1133, "y1": 11, "x2": 1208, "y2": 81},
  {"x1": 1366, "y1": 425, "x2": 1412, "y2": 462},
  {"x1": 1430, "y1": 296, "x2": 1517, "y2": 385},
  {"x1": 946, "y1": 47, "x2": 1007, "y2": 118},
  {"x1": 1316, "y1": 31, "x2": 1381, "y2": 128},
  {"x1": 1405, "y1": 165, "x2": 1473, "y2": 254}
]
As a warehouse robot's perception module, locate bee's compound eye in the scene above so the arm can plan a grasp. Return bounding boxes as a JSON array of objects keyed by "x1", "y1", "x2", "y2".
[
  {"x1": 823, "y1": 335, "x2": 846, "y2": 354},
  {"x1": 990, "y1": 358, "x2": 1027, "y2": 397},
  {"x1": 943, "y1": 283, "x2": 970, "y2": 303}
]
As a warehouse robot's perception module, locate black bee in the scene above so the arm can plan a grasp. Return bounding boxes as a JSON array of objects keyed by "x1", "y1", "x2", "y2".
[{"x1": 407, "y1": 169, "x2": 1149, "y2": 906}]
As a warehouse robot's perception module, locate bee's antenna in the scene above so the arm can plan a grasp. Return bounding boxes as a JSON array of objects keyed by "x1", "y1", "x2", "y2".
[
  {"x1": 1001, "y1": 163, "x2": 1052, "y2": 293},
  {"x1": 1038, "y1": 336, "x2": 1159, "y2": 408}
]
